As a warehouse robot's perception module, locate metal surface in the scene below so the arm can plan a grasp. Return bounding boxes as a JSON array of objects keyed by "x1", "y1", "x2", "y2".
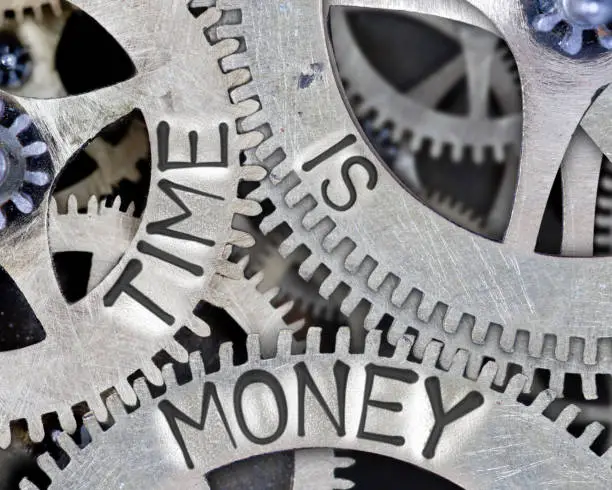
[
  {"x1": 0, "y1": 0, "x2": 264, "y2": 445},
  {"x1": 21, "y1": 328, "x2": 612, "y2": 489},
  {"x1": 209, "y1": 0, "x2": 612, "y2": 399},
  {"x1": 48, "y1": 195, "x2": 140, "y2": 292}
]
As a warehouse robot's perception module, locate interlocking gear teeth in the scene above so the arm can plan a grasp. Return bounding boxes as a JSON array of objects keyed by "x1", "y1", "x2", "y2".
[
  {"x1": 21, "y1": 328, "x2": 612, "y2": 489},
  {"x1": 207, "y1": 256, "x2": 305, "y2": 357},
  {"x1": 293, "y1": 449, "x2": 355, "y2": 490},
  {"x1": 0, "y1": 1, "x2": 266, "y2": 448}
]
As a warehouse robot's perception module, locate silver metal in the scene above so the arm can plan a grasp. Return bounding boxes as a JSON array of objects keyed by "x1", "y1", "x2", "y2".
[
  {"x1": 0, "y1": 0, "x2": 264, "y2": 445},
  {"x1": 21, "y1": 328, "x2": 612, "y2": 489},
  {"x1": 533, "y1": 0, "x2": 612, "y2": 55},
  {"x1": 210, "y1": 0, "x2": 612, "y2": 399},
  {"x1": 48, "y1": 195, "x2": 140, "y2": 292},
  {"x1": 331, "y1": 8, "x2": 523, "y2": 163}
]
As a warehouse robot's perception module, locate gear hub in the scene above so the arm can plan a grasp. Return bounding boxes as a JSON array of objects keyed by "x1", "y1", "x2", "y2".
[
  {"x1": 0, "y1": 32, "x2": 32, "y2": 89},
  {"x1": 0, "y1": 97, "x2": 52, "y2": 230},
  {"x1": 533, "y1": 0, "x2": 612, "y2": 55}
]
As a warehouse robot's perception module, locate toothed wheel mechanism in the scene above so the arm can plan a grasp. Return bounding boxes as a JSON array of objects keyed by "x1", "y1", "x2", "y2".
[
  {"x1": 532, "y1": 0, "x2": 612, "y2": 55},
  {"x1": 0, "y1": 97, "x2": 52, "y2": 230},
  {"x1": 0, "y1": 31, "x2": 32, "y2": 89}
]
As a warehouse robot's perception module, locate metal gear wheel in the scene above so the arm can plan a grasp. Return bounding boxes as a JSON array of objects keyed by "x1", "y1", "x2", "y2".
[
  {"x1": 206, "y1": 0, "x2": 612, "y2": 401},
  {"x1": 20, "y1": 328, "x2": 612, "y2": 489},
  {"x1": 0, "y1": 0, "x2": 264, "y2": 445},
  {"x1": 532, "y1": 0, "x2": 612, "y2": 55},
  {"x1": 331, "y1": 8, "x2": 523, "y2": 163}
]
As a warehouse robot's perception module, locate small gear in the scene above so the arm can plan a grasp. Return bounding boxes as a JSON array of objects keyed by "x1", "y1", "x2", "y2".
[
  {"x1": 21, "y1": 328, "x2": 612, "y2": 489},
  {"x1": 533, "y1": 0, "x2": 612, "y2": 55},
  {"x1": 0, "y1": 97, "x2": 51, "y2": 229},
  {"x1": 0, "y1": 31, "x2": 32, "y2": 89},
  {"x1": 1, "y1": 1, "x2": 63, "y2": 24}
]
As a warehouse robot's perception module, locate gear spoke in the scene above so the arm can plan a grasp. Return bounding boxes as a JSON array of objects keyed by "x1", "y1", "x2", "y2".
[
  {"x1": 406, "y1": 55, "x2": 465, "y2": 106},
  {"x1": 458, "y1": 24, "x2": 497, "y2": 120},
  {"x1": 560, "y1": 128, "x2": 602, "y2": 257},
  {"x1": 13, "y1": 77, "x2": 150, "y2": 175}
]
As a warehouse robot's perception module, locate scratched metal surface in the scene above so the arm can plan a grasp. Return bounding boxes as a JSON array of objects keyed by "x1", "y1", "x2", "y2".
[
  {"x1": 212, "y1": 0, "x2": 612, "y2": 399},
  {"x1": 28, "y1": 330, "x2": 612, "y2": 489}
]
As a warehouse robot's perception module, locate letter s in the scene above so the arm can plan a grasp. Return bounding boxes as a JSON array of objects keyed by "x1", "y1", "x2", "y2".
[{"x1": 321, "y1": 157, "x2": 378, "y2": 212}]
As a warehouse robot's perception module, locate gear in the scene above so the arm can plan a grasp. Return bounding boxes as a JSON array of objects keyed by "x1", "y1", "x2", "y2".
[
  {"x1": 53, "y1": 117, "x2": 148, "y2": 212},
  {"x1": 20, "y1": 328, "x2": 612, "y2": 489},
  {"x1": 207, "y1": 0, "x2": 612, "y2": 401},
  {"x1": 48, "y1": 195, "x2": 140, "y2": 293},
  {"x1": 533, "y1": 0, "x2": 612, "y2": 55},
  {"x1": 0, "y1": 1, "x2": 264, "y2": 446},
  {"x1": 331, "y1": 8, "x2": 522, "y2": 163},
  {"x1": 1, "y1": 1, "x2": 63, "y2": 24}
]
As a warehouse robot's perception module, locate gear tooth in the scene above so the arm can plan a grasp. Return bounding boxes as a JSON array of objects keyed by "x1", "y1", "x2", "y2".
[
  {"x1": 364, "y1": 329, "x2": 382, "y2": 356},
  {"x1": 554, "y1": 335, "x2": 569, "y2": 362},
  {"x1": 471, "y1": 319, "x2": 490, "y2": 345},
  {"x1": 583, "y1": 338, "x2": 598, "y2": 365},
  {"x1": 50, "y1": 0, "x2": 63, "y2": 16},
  {"x1": 166, "y1": 341, "x2": 189, "y2": 364},
  {"x1": 82, "y1": 411, "x2": 103, "y2": 439},
  {"x1": 548, "y1": 369, "x2": 565, "y2": 396},
  {"x1": 320, "y1": 274, "x2": 340, "y2": 300},
  {"x1": 259, "y1": 211, "x2": 284, "y2": 235},
  {"x1": 477, "y1": 361, "x2": 498, "y2": 387},
  {"x1": 505, "y1": 373, "x2": 528, "y2": 398},
  {"x1": 106, "y1": 393, "x2": 129, "y2": 422},
  {"x1": 126, "y1": 201, "x2": 137, "y2": 217},
  {"x1": 240, "y1": 110, "x2": 268, "y2": 133},
  {"x1": 216, "y1": 260, "x2": 245, "y2": 280},
  {"x1": 278, "y1": 233, "x2": 301, "y2": 258},
  {"x1": 393, "y1": 335, "x2": 414, "y2": 361},
  {"x1": 322, "y1": 227, "x2": 344, "y2": 253},
  {"x1": 447, "y1": 349, "x2": 469, "y2": 376},
  {"x1": 0, "y1": 425, "x2": 11, "y2": 449},
  {"x1": 55, "y1": 432, "x2": 80, "y2": 459},
  {"x1": 161, "y1": 364, "x2": 178, "y2": 388},
  {"x1": 363, "y1": 304, "x2": 384, "y2": 331},
  {"x1": 28, "y1": 417, "x2": 45, "y2": 444},
  {"x1": 115, "y1": 379, "x2": 137, "y2": 407},
  {"x1": 277, "y1": 330, "x2": 294, "y2": 358},
  {"x1": 247, "y1": 334, "x2": 262, "y2": 360},
  {"x1": 19, "y1": 478, "x2": 39, "y2": 490},
  {"x1": 530, "y1": 389, "x2": 556, "y2": 413},
  {"x1": 344, "y1": 247, "x2": 366, "y2": 273},
  {"x1": 132, "y1": 378, "x2": 150, "y2": 402},
  {"x1": 578, "y1": 421, "x2": 605, "y2": 447},
  {"x1": 240, "y1": 164, "x2": 267, "y2": 182},
  {"x1": 581, "y1": 373, "x2": 598, "y2": 400},
  {"x1": 58, "y1": 407, "x2": 77, "y2": 435},
  {"x1": 302, "y1": 207, "x2": 327, "y2": 230},
  {"x1": 216, "y1": 23, "x2": 244, "y2": 41},
  {"x1": 87, "y1": 395, "x2": 109, "y2": 426},
  {"x1": 335, "y1": 327, "x2": 351, "y2": 354},
  {"x1": 306, "y1": 327, "x2": 323, "y2": 353},
  {"x1": 213, "y1": 37, "x2": 240, "y2": 58},
  {"x1": 37, "y1": 453, "x2": 60, "y2": 479},
  {"x1": 141, "y1": 359, "x2": 164, "y2": 387},
  {"x1": 49, "y1": 196, "x2": 59, "y2": 217},
  {"x1": 191, "y1": 316, "x2": 211, "y2": 338},
  {"x1": 340, "y1": 290, "x2": 361, "y2": 318},
  {"x1": 221, "y1": 51, "x2": 249, "y2": 71},
  {"x1": 67, "y1": 194, "x2": 79, "y2": 215},
  {"x1": 334, "y1": 455, "x2": 356, "y2": 470},
  {"x1": 421, "y1": 341, "x2": 443, "y2": 368},
  {"x1": 233, "y1": 198, "x2": 262, "y2": 218},
  {"x1": 555, "y1": 405, "x2": 581, "y2": 429},
  {"x1": 188, "y1": 351, "x2": 205, "y2": 379},
  {"x1": 285, "y1": 184, "x2": 310, "y2": 208},
  {"x1": 451, "y1": 144, "x2": 464, "y2": 162},
  {"x1": 87, "y1": 195, "x2": 99, "y2": 215},
  {"x1": 472, "y1": 145, "x2": 485, "y2": 164},
  {"x1": 229, "y1": 229, "x2": 255, "y2": 248},
  {"x1": 297, "y1": 255, "x2": 318, "y2": 281},
  {"x1": 236, "y1": 128, "x2": 264, "y2": 150},
  {"x1": 230, "y1": 79, "x2": 259, "y2": 104},
  {"x1": 493, "y1": 144, "x2": 506, "y2": 162},
  {"x1": 528, "y1": 331, "x2": 544, "y2": 357},
  {"x1": 429, "y1": 140, "x2": 443, "y2": 158}
]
